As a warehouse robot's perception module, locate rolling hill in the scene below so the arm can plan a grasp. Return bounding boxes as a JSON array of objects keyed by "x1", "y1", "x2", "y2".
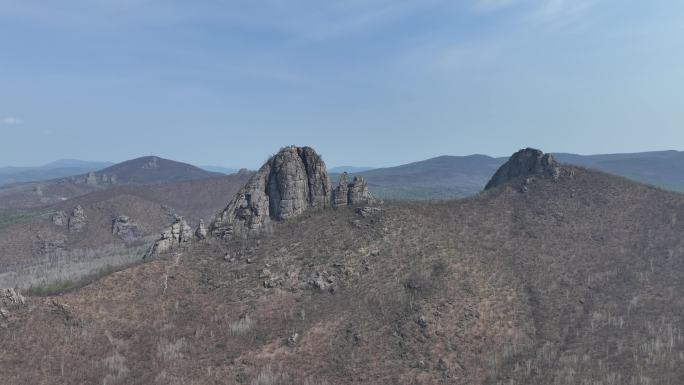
[
  {"x1": 0, "y1": 156, "x2": 222, "y2": 210},
  {"x1": 342, "y1": 150, "x2": 684, "y2": 200},
  {"x1": 0, "y1": 159, "x2": 113, "y2": 187}
]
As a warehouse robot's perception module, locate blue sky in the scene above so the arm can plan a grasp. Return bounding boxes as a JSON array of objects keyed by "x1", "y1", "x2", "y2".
[{"x1": 1, "y1": 0, "x2": 683, "y2": 168}]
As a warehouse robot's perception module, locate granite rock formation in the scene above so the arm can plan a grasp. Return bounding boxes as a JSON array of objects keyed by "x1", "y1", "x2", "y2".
[
  {"x1": 211, "y1": 146, "x2": 331, "y2": 239},
  {"x1": 68, "y1": 205, "x2": 87, "y2": 233},
  {"x1": 52, "y1": 211, "x2": 68, "y2": 226},
  {"x1": 332, "y1": 173, "x2": 350, "y2": 207},
  {"x1": 195, "y1": 220, "x2": 208, "y2": 240},
  {"x1": 112, "y1": 215, "x2": 144, "y2": 242},
  {"x1": 332, "y1": 172, "x2": 375, "y2": 207},
  {"x1": 0, "y1": 288, "x2": 26, "y2": 321},
  {"x1": 484, "y1": 148, "x2": 560, "y2": 190},
  {"x1": 147, "y1": 215, "x2": 193, "y2": 256}
]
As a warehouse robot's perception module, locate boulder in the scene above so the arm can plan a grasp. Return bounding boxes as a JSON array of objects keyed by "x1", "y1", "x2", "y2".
[
  {"x1": 484, "y1": 148, "x2": 560, "y2": 190},
  {"x1": 356, "y1": 206, "x2": 382, "y2": 218},
  {"x1": 211, "y1": 146, "x2": 331, "y2": 239}
]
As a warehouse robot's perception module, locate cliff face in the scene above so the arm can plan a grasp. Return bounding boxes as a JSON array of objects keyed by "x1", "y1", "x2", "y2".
[
  {"x1": 485, "y1": 148, "x2": 560, "y2": 190},
  {"x1": 211, "y1": 146, "x2": 332, "y2": 239}
]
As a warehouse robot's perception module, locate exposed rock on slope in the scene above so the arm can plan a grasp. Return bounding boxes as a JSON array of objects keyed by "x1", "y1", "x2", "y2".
[
  {"x1": 0, "y1": 288, "x2": 26, "y2": 321},
  {"x1": 147, "y1": 215, "x2": 193, "y2": 256},
  {"x1": 195, "y1": 220, "x2": 208, "y2": 240},
  {"x1": 211, "y1": 146, "x2": 331, "y2": 239},
  {"x1": 51, "y1": 211, "x2": 67, "y2": 226},
  {"x1": 484, "y1": 148, "x2": 560, "y2": 190},
  {"x1": 332, "y1": 172, "x2": 375, "y2": 207},
  {"x1": 68, "y1": 205, "x2": 87, "y2": 233},
  {"x1": 112, "y1": 215, "x2": 144, "y2": 242}
]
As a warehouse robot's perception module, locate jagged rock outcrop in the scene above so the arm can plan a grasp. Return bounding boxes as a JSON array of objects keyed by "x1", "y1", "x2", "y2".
[
  {"x1": 484, "y1": 148, "x2": 560, "y2": 190},
  {"x1": 195, "y1": 220, "x2": 208, "y2": 240},
  {"x1": 68, "y1": 205, "x2": 87, "y2": 233},
  {"x1": 147, "y1": 215, "x2": 193, "y2": 256},
  {"x1": 348, "y1": 176, "x2": 374, "y2": 205},
  {"x1": 112, "y1": 215, "x2": 144, "y2": 241},
  {"x1": 211, "y1": 146, "x2": 331, "y2": 239},
  {"x1": 332, "y1": 172, "x2": 375, "y2": 207},
  {"x1": 85, "y1": 171, "x2": 98, "y2": 185},
  {"x1": 52, "y1": 211, "x2": 67, "y2": 226},
  {"x1": 332, "y1": 173, "x2": 350, "y2": 207},
  {"x1": 0, "y1": 288, "x2": 26, "y2": 321}
]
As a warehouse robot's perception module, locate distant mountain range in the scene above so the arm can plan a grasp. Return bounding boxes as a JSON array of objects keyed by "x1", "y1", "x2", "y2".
[
  {"x1": 3, "y1": 150, "x2": 684, "y2": 203},
  {"x1": 0, "y1": 159, "x2": 114, "y2": 187},
  {"x1": 328, "y1": 166, "x2": 376, "y2": 173},
  {"x1": 199, "y1": 165, "x2": 240, "y2": 174},
  {"x1": 0, "y1": 156, "x2": 224, "y2": 210}
]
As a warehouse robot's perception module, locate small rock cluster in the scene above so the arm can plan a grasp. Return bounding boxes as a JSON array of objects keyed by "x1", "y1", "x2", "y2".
[
  {"x1": 68, "y1": 205, "x2": 87, "y2": 233},
  {"x1": 0, "y1": 288, "x2": 26, "y2": 321},
  {"x1": 80, "y1": 171, "x2": 117, "y2": 185},
  {"x1": 147, "y1": 215, "x2": 210, "y2": 257},
  {"x1": 52, "y1": 211, "x2": 68, "y2": 226},
  {"x1": 332, "y1": 172, "x2": 375, "y2": 207},
  {"x1": 195, "y1": 220, "x2": 208, "y2": 240},
  {"x1": 356, "y1": 206, "x2": 383, "y2": 218},
  {"x1": 112, "y1": 215, "x2": 144, "y2": 241},
  {"x1": 147, "y1": 215, "x2": 193, "y2": 256}
]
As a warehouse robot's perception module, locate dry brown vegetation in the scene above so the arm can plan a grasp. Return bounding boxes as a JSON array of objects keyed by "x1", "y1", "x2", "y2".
[
  {"x1": 1, "y1": 167, "x2": 683, "y2": 384},
  {"x1": 0, "y1": 173, "x2": 251, "y2": 292}
]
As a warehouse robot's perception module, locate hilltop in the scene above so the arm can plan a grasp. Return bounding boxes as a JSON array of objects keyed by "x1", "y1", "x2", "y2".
[
  {"x1": 341, "y1": 150, "x2": 684, "y2": 200},
  {"x1": 0, "y1": 159, "x2": 113, "y2": 187},
  {"x1": 0, "y1": 156, "x2": 222, "y2": 210}
]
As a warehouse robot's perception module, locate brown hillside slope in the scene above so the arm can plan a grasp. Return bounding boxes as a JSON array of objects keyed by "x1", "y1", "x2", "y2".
[
  {"x1": 0, "y1": 173, "x2": 251, "y2": 290},
  {"x1": 1, "y1": 167, "x2": 683, "y2": 384}
]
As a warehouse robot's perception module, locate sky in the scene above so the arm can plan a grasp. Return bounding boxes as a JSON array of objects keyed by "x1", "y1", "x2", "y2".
[{"x1": 1, "y1": 0, "x2": 683, "y2": 168}]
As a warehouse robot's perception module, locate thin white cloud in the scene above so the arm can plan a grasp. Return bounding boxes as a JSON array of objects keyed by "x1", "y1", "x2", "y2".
[{"x1": 0, "y1": 117, "x2": 23, "y2": 125}]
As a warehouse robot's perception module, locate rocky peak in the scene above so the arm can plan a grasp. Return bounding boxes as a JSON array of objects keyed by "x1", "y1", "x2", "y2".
[
  {"x1": 210, "y1": 146, "x2": 331, "y2": 239},
  {"x1": 484, "y1": 148, "x2": 560, "y2": 190}
]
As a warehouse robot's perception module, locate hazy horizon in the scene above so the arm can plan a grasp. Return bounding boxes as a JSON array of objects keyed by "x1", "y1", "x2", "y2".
[
  {"x1": 2, "y1": 148, "x2": 684, "y2": 170},
  {"x1": 2, "y1": 0, "x2": 683, "y2": 168}
]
